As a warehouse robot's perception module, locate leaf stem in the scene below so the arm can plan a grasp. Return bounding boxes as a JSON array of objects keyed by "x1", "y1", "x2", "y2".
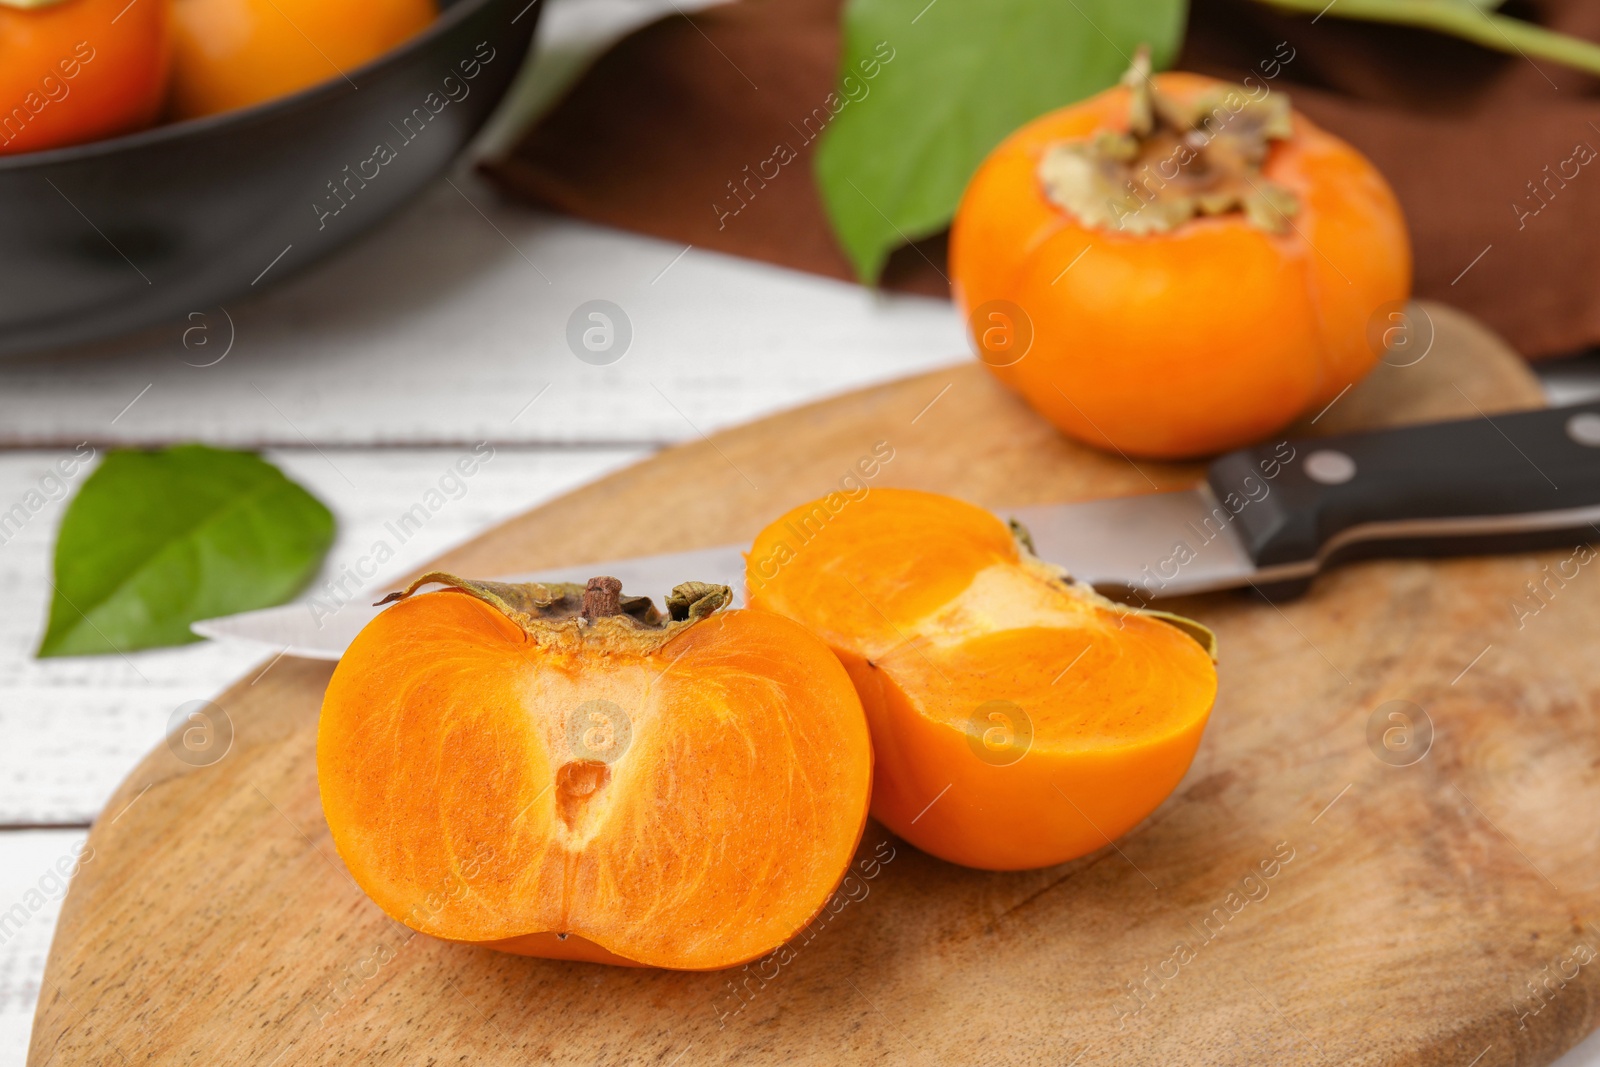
[{"x1": 1256, "y1": 0, "x2": 1600, "y2": 78}]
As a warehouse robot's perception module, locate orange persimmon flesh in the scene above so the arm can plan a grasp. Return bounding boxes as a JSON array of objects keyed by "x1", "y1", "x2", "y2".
[
  {"x1": 747, "y1": 489, "x2": 1217, "y2": 871},
  {"x1": 319, "y1": 577, "x2": 872, "y2": 970}
]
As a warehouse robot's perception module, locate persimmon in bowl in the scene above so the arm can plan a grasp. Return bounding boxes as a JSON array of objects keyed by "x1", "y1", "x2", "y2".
[
  {"x1": 0, "y1": 0, "x2": 172, "y2": 156},
  {"x1": 318, "y1": 574, "x2": 874, "y2": 970},
  {"x1": 0, "y1": 0, "x2": 536, "y2": 356}
]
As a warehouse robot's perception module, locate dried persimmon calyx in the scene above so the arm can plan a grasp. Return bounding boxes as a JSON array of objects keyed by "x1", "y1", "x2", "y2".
[
  {"x1": 1037, "y1": 46, "x2": 1299, "y2": 235},
  {"x1": 374, "y1": 571, "x2": 731, "y2": 653},
  {"x1": 664, "y1": 581, "x2": 733, "y2": 621}
]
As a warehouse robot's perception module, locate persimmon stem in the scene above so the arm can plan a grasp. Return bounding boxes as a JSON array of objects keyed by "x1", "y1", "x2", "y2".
[
  {"x1": 582, "y1": 576, "x2": 624, "y2": 620},
  {"x1": 376, "y1": 572, "x2": 729, "y2": 652},
  {"x1": 1256, "y1": 0, "x2": 1600, "y2": 79},
  {"x1": 1037, "y1": 54, "x2": 1295, "y2": 234}
]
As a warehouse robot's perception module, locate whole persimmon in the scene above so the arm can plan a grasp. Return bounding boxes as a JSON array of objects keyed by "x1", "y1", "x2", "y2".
[
  {"x1": 0, "y1": 0, "x2": 172, "y2": 155},
  {"x1": 167, "y1": 0, "x2": 435, "y2": 119},
  {"x1": 951, "y1": 51, "x2": 1411, "y2": 459},
  {"x1": 319, "y1": 574, "x2": 873, "y2": 970},
  {"x1": 747, "y1": 489, "x2": 1217, "y2": 871}
]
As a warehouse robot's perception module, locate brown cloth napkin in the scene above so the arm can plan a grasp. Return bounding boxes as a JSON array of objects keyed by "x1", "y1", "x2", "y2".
[{"x1": 483, "y1": 0, "x2": 1600, "y2": 358}]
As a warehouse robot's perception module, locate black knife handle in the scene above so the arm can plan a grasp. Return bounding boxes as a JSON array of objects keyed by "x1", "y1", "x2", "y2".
[{"x1": 1207, "y1": 401, "x2": 1600, "y2": 592}]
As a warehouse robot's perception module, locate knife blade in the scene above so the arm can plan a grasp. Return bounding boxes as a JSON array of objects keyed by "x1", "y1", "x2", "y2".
[{"x1": 192, "y1": 402, "x2": 1600, "y2": 661}]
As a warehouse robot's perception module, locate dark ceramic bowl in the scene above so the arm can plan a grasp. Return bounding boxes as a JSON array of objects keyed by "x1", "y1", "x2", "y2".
[{"x1": 0, "y1": 0, "x2": 540, "y2": 356}]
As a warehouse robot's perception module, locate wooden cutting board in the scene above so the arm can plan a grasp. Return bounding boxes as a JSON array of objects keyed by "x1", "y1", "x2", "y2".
[{"x1": 30, "y1": 303, "x2": 1600, "y2": 1067}]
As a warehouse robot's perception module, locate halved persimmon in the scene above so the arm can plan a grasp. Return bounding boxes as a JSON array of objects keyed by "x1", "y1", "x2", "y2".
[
  {"x1": 319, "y1": 574, "x2": 873, "y2": 970},
  {"x1": 747, "y1": 489, "x2": 1217, "y2": 871}
]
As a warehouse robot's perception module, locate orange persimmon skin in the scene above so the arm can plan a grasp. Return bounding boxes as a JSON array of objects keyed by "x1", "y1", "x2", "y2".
[
  {"x1": 318, "y1": 590, "x2": 873, "y2": 971},
  {"x1": 748, "y1": 489, "x2": 1218, "y2": 871},
  {"x1": 167, "y1": 0, "x2": 435, "y2": 119},
  {"x1": 951, "y1": 73, "x2": 1411, "y2": 459},
  {"x1": 0, "y1": 0, "x2": 172, "y2": 155}
]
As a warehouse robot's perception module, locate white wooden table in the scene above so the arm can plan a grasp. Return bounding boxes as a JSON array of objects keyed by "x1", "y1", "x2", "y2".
[{"x1": 2, "y1": 1, "x2": 1598, "y2": 1062}]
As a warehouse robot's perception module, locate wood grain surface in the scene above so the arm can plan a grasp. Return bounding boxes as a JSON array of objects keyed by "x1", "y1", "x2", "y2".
[{"x1": 30, "y1": 303, "x2": 1600, "y2": 1066}]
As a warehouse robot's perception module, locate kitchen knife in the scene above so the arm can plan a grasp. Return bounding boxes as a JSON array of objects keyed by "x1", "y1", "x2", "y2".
[{"x1": 192, "y1": 402, "x2": 1600, "y2": 661}]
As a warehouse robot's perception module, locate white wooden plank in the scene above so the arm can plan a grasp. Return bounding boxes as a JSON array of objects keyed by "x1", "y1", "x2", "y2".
[
  {"x1": 0, "y1": 829, "x2": 88, "y2": 1066},
  {"x1": 0, "y1": 446, "x2": 646, "y2": 827},
  {"x1": 1566, "y1": 1034, "x2": 1600, "y2": 1067},
  {"x1": 0, "y1": 176, "x2": 964, "y2": 449}
]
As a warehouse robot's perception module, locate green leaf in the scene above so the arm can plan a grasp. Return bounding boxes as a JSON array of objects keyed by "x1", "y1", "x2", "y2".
[
  {"x1": 815, "y1": 0, "x2": 1188, "y2": 284},
  {"x1": 38, "y1": 445, "x2": 335, "y2": 657}
]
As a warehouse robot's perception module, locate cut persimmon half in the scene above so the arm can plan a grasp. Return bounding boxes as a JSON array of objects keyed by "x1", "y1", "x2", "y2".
[
  {"x1": 747, "y1": 489, "x2": 1218, "y2": 871},
  {"x1": 318, "y1": 574, "x2": 873, "y2": 970}
]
